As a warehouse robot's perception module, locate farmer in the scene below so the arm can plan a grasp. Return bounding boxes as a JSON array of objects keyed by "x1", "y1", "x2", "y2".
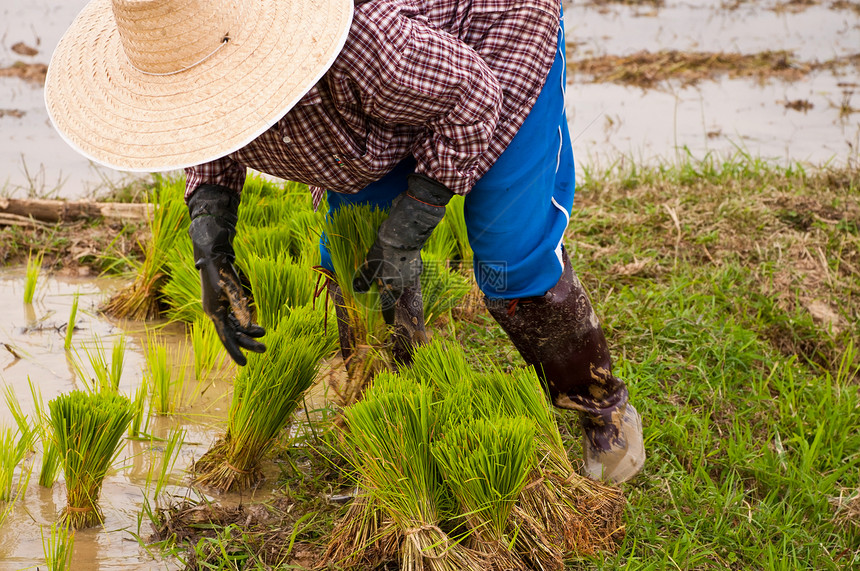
[{"x1": 45, "y1": 0, "x2": 644, "y2": 483}]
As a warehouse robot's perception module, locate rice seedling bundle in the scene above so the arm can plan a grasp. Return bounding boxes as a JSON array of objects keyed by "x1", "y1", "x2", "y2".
[
  {"x1": 235, "y1": 176, "x2": 302, "y2": 229},
  {"x1": 341, "y1": 373, "x2": 485, "y2": 571},
  {"x1": 104, "y1": 178, "x2": 189, "y2": 320},
  {"x1": 432, "y1": 415, "x2": 535, "y2": 569},
  {"x1": 233, "y1": 223, "x2": 296, "y2": 262},
  {"x1": 238, "y1": 251, "x2": 317, "y2": 328},
  {"x1": 419, "y1": 252, "x2": 471, "y2": 326},
  {"x1": 329, "y1": 339, "x2": 625, "y2": 568},
  {"x1": 322, "y1": 203, "x2": 389, "y2": 344},
  {"x1": 471, "y1": 368, "x2": 626, "y2": 557},
  {"x1": 48, "y1": 390, "x2": 133, "y2": 528},
  {"x1": 193, "y1": 306, "x2": 336, "y2": 492}
]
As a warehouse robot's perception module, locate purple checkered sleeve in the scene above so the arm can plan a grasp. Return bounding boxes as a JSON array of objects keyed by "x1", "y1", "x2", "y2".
[{"x1": 186, "y1": 0, "x2": 560, "y2": 203}]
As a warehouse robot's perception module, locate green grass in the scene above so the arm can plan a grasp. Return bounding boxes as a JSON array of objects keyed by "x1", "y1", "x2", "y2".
[{"x1": 531, "y1": 153, "x2": 860, "y2": 570}]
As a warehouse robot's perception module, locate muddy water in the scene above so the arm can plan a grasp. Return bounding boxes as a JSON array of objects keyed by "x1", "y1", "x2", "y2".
[
  {"x1": 564, "y1": 0, "x2": 860, "y2": 165},
  {"x1": 0, "y1": 269, "x2": 284, "y2": 570},
  {"x1": 1, "y1": 1, "x2": 858, "y2": 202}
]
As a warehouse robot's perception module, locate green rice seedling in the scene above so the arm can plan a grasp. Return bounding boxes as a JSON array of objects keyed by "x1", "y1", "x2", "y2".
[
  {"x1": 144, "y1": 330, "x2": 178, "y2": 415},
  {"x1": 41, "y1": 520, "x2": 75, "y2": 571},
  {"x1": 341, "y1": 375, "x2": 484, "y2": 571},
  {"x1": 288, "y1": 209, "x2": 325, "y2": 261},
  {"x1": 70, "y1": 335, "x2": 126, "y2": 393},
  {"x1": 238, "y1": 251, "x2": 316, "y2": 328},
  {"x1": 28, "y1": 379, "x2": 61, "y2": 488},
  {"x1": 0, "y1": 424, "x2": 32, "y2": 502},
  {"x1": 432, "y1": 416, "x2": 536, "y2": 568},
  {"x1": 104, "y1": 178, "x2": 189, "y2": 320},
  {"x1": 235, "y1": 176, "x2": 299, "y2": 230},
  {"x1": 147, "y1": 427, "x2": 186, "y2": 501},
  {"x1": 322, "y1": 204, "x2": 393, "y2": 402},
  {"x1": 233, "y1": 223, "x2": 296, "y2": 261},
  {"x1": 419, "y1": 252, "x2": 471, "y2": 326},
  {"x1": 193, "y1": 306, "x2": 336, "y2": 491},
  {"x1": 48, "y1": 390, "x2": 133, "y2": 528},
  {"x1": 4, "y1": 384, "x2": 34, "y2": 445},
  {"x1": 161, "y1": 236, "x2": 204, "y2": 324},
  {"x1": 442, "y1": 195, "x2": 472, "y2": 264},
  {"x1": 63, "y1": 293, "x2": 79, "y2": 351},
  {"x1": 23, "y1": 250, "x2": 44, "y2": 304},
  {"x1": 190, "y1": 317, "x2": 230, "y2": 381},
  {"x1": 127, "y1": 373, "x2": 150, "y2": 440},
  {"x1": 1, "y1": 386, "x2": 36, "y2": 501}
]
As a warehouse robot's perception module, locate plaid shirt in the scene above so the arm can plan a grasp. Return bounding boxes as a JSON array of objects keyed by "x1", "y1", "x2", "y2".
[{"x1": 186, "y1": 0, "x2": 561, "y2": 204}]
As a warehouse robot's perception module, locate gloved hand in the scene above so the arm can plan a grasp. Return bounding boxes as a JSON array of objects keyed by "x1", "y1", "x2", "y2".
[
  {"x1": 187, "y1": 184, "x2": 266, "y2": 366},
  {"x1": 353, "y1": 174, "x2": 454, "y2": 314}
]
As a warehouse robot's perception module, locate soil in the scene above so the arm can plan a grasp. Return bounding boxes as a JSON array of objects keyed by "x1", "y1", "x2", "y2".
[
  {"x1": 568, "y1": 50, "x2": 860, "y2": 89},
  {"x1": 0, "y1": 61, "x2": 47, "y2": 84},
  {"x1": 0, "y1": 217, "x2": 145, "y2": 275}
]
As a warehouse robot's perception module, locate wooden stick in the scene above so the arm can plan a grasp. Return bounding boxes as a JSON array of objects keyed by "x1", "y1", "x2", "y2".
[{"x1": 0, "y1": 197, "x2": 152, "y2": 224}]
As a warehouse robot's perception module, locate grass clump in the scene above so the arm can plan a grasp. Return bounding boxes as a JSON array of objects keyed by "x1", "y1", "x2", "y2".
[
  {"x1": 48, "y1": 390, "x2": 133, "y2": 528},
  {"x1": 193, "y1": 306, "x2": 336, "y2": 492},
  {"x1": 0, "y1": 424, "x2": 33, "y2": 503}
]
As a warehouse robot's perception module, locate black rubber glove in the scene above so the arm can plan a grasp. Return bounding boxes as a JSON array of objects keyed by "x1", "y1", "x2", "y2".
[
  {"x1": 187, "y1": 184, "x2": 266, "y2": 366},
  {"x1": 353, "y1": 174, "x2": 454, "y2": 312}
]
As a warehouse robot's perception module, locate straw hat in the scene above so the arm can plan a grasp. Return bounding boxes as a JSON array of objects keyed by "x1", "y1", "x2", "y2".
[{"x1": 45, "y1": 0, "x2": 354, "y2": 172}]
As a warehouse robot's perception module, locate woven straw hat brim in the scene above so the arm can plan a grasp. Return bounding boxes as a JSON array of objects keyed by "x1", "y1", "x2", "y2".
[{"x1": 45, "y1": 0, "x2": 353, "y2": 173}]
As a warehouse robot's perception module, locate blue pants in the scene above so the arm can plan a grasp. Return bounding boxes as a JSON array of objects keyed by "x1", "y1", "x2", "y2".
[{"x1": 320, "y1": 23, "x2": 574, "y2": 299}]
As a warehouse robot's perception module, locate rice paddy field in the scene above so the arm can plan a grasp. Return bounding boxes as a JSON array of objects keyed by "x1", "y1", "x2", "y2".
[{"x1": 0, "y1": 1, "x2": 859, "y2": 570}]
